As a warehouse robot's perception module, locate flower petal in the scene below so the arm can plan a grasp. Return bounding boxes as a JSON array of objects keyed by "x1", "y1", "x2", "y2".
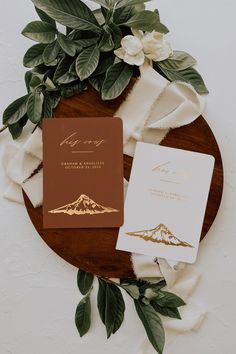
[
  {"x1": 121, "y1": 35, "x2": 143, "y2": 56},
  {"x1": 114, "y1": 47, "x2": 125, "y2": 60},
  {"x1": 124, "y1": 51, "x2": 145, "y2": 66}
]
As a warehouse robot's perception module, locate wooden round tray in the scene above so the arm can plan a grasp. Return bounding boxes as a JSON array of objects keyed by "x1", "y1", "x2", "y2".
[{"x1": 24, "y1": 81, "x2": 224, "y2": 278}]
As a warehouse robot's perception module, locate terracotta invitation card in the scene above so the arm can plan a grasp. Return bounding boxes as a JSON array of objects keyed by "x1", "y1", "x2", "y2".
[
  {"x1": 117, "y1": 142, "x2": 215, "y2": 263},
  {"x1": 43, "y1": 117, "x2": 124, "y2": 228}
]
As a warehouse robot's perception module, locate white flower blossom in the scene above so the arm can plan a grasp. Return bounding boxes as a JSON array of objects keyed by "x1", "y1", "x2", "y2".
[{"x1": 114, "y1": 30, "x2": 172, "y2": 66}]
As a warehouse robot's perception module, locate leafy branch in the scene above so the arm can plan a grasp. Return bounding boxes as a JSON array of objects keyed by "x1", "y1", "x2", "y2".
[
  {"x1": 2, "y1": 0, "x2": 208, "y2": 140},
  {"x1": 75, "y1": 269, "x2": 185, "y2": 354}
]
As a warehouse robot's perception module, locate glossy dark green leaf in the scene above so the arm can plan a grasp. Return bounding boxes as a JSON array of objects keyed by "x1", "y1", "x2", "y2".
[
  {"x1": 57, "y1": 33, "x2": 77, "y2": 57},
  {"x1": 158, "y1": 51, "x2": 197, "y2": 71},
  {"x1": 102, "y1": 62, "x2": 133, "y2": 100},
  {"x1": 32, "y1": 0, "x2": 101, "y2": 33},
  {"x1": 25, "y1": 71, "x2": 33, "y2": 93},
  {"x1": 121, "y1": 284, "x2": 140, "y2": 299},
  {"x1": 22, "y1": 21, "x2": 57, "y2": 43},
  {"x1": 42, "y1": 91, "x2": 53, "y2": 117},
  {"x1": 97, "y1": 279, "x2": 125, "y2": 338},
  {"x1": 27, "y1": 90, "x2": 44, "y2": 123},
  {"x1": 134, "y1": 300, "x2": 165, "y2": 354},
  {"x1": 116, "y1": 0, "x2": 151, "y2": 9},
  {"x1": 23, "y1": 43, "x2": 47, "y2": 68},
  {"x1": 77, "y1": 269, "x2": 94, "y2": 295},
  {"x1": 151, "y1": 300, "x2": 181, "y2": 319},
  {"x1": 155, "y1": 291, "x2": 186, "y2": 308},
  {"x1": 75, "y1": 294, "x2": 91, "y2": 337},
  {"x1": 99, "y1": 29, "x2": 114, "y2": 52},
  {"x1": 60, "y1": 81, "x2": 86, "y2": 97},
  {"x1": 74, "y1": 37, "x2": 99, "y2": 48},
  {"x1": 43, "y1": 40, "x2": 60, "y2": 65},
  {"x1": 35, "y1": 6, "x2": 56, "y2": 26},
  {"x1": 3, "y1": 95, "x2": 29, "y2": 125},
  {"x1": 53, "y1": 56, "x2": 74, "y2": 82},
  {"x1": 57, "y1": 72, "x2": 78, "y2": 84},
  {"x1": 122, "y1": 10, "x2": 169, "y2": 33},
  {"x1": 76, "y1": 45, "x2": 100, "y2": 81},
  {"x1": 113, "y1": 6, "x2": 135, "y2": 25},
  {"x1": 88, "y1": 74, "x2": 105, "y2": 92},
  {"x1": 159, "y1": 66, "x2": 209, "y2": 94},
  {"x1": 93, "y1": 54, "x2": 115, "y2": 76},
  {"x1": 8, "y1": 115, "x2": 28, "y2": 140}
]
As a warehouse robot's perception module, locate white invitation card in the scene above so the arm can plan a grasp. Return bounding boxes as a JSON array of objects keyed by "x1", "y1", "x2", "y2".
[{"x1": 116, "y1": 143, "x2": 215, "y2": 263}]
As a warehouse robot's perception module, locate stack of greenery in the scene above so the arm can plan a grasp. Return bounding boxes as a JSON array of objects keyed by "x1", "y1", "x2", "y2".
[
  {"x1": 2, "y1": 0, "x2": 208, "y2": 140},
  {"x1": 76, "y1": 269, "x2": 186, "y2": 354}
]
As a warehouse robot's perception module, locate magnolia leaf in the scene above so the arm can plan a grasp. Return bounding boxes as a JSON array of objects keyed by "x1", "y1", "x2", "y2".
[
  {"x1": 159, "y1": 51, "x2": 197, "y2": 71},
  {"x1": 27, "y1": 90, "x2": 44, "y2": 123},
  {"x1": 43, "y1": 40, "x2": 60, "y2": 65},
  {"x1": 3, "y1": 95, "x2": 29, "y2": 125},
  {"x1": 99, "y1": 30, "x2": 114, "y2": 52},
  {"x1": 75, "y1": 294, "x2": 91, "y2": 337},
  {"x1": 53, "y1": 56, "x2": 74, "y2": 82},
  {"x1": 74, "y1": 37, "x2": 99, "y2": 48},
  {"x1": 22, "y1": 21, "x2": 57, "y2": 43},
  {"x1": 88, "y1": 74, "x2": 105, "y2": 92},
  {"x1": 122, "y1": 10, "x2": 169, "y2": 33},
  {"x1": 8, "y1": 115, "x2": 28, "y2": 140},
  {"x1": 97, "y1": 279, "x2": 125, "y2": 338},
  {"x1": 25, "y1": 71, "x2": 33, "y2": 93},
  {"x1": 23, "y1": 43, "x2": 47, "y2": 68},
  {"x1": 35, "y1": 6, "x2": 56, "y2": 26},
  {"x1": 76, "y1": 45, "x2": 100, "y2": 81},
  {"x1": 93, "y1": 54, "x2": 115, "y2": 76},
  {"x1": 122, "y1": 284, "x2": 140, "y2": 299},
  {"x1": 102, "y1": 62, "x2": 133, "y2": 100},
  {"x1": 134, "y1": 300, "x2": 165, "y2": 354},
  {"x1": 113, "y1": 6, "x2": 135, "y2": 25},
  {"x1": 159, "y1": 66, "x2": 209, "y2": 94},
  {"x1": 77, "y1": 269, "x2": 94, "y2": 295},
  {"x1": 93, "y1": 8, "x2": 105, "y2": 25},
  {"x1": 42, "y1": 91, "x2": 53, "y2": 117},
  {"x1": 32, "y1": 0, "x2": 101, "y2": 33},
  {"x1": 155, "y1": 291, "x2": 186, "y2": 308},
  {"x1": 60, "y1": 81, "x2": 86, "y2": 97},
  {"x1": 151, "y1": 300, "x2": 181, "y2": 319},
  {"x1": 57, "y1": 72, "x2": 78, "y2": 84},
  {"x1": 116, "y1": 0, "x2": 151, "y2": 9},
  {"x1": 57, "y1": 33, "x2": 77, "y2": 57}
]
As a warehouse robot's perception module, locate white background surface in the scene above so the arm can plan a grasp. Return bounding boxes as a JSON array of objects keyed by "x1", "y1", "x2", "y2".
[{"x1": 0, "y1": 1, "x2": 235, "y2": 353}]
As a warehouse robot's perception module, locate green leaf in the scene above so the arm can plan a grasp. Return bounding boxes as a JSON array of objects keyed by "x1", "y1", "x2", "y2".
[
  {"x1": 77, "y1": 269, "x2": 94, "y2": 296},
  {"x1": 75, "y1": 294, "x2": 91, "y2": 337},
  {"x1": 151, "y1": 300, "x2": 181, "y2": 319},
  {"x1": 57, "y1": 72, "x2": 78, "y2": 84},
  {"x1": 97, "y1": 279, "x2": 125, "y2": 338},
  {"x1": 93, "y1": 8, "x2": 106, "y2": 26},
  {"x1": 60, "y1": 81, "x2": 86, "y2": 97},
  {"x1": 122, "y1": 10, "x2": 169, "y2": 33},
  {"x1": 74, "y1": 37, "x2": 99, "y2": 48},
  {"x1": 89, "y1": 0, "x2": 111, "y2": 10},
  {"x1": 32, "y1": 0, "x2": 101, "y2": 33},
  {"x1": 53, "y1": 56, "x2": 74, "y2": 82},
  {"x1": 113, "y1": 6, "x2": 135, "y2": 25},
  {"x1": 57, "y1": 33, "x2": 77, "y2": 57},
  {"x1": 99, "y1": 29, "x2": 114, "y2": 52},
  {"x1": 102, "y1": 62, "x2": 133, "y2": 100},
  {"x1": 93, "y1": 54, "x2": 115, "y2": 76},
  {"x1": 121, "y1": 284, "x2": 140, "y2": 299},
  {"x1": 49, "y1": 91, "x2": 61, "y2": 108},
  {"x1": 155, "y1": 291, "x2": 186, "y2": 308},
  {"x1": 43, "y1": 40, "x2": 60, "y2": 65},
  {"x1": 23, "y1": 43, "x2": 47, "y2": 68},
  {"x1": 158, "y1": 66, "x2": 209, "y2": 94},
  {"x1": 89, "y1": 74, "x2": 105, "y2": 92},
  {"x1": 25, "y1": 71, "x2": 33, "y2": 93},
  {"x1": 8, "y1": 115, "x2": 28, "y2": 140},
  {"x1": 158, "y1": 51, "x2": 197, "y2": 71},
  {"x1": 76, "y1": 45, "x2": 100, "y2": 81},
  {"x1": 35, "y1": 6, "x2": 56, "y2": 26},
  {"x1": 22, "y1": 21, "x2": 57, "y2": 43},
  {"x1": 3, "y1": 95, "x2": 29, "y2": 125},
  {"x1": 27, "y1": 90, "x2": 44, "y2": 123},
  {"x1": 116, "y1": 0, "x2": 151, "y2": 9},
  {"x1": 134, "y1": 300, "x2": 165, "y2": 354},
  {"x1": 42, "y1": 91, "x2": 53, "y2": 117}
]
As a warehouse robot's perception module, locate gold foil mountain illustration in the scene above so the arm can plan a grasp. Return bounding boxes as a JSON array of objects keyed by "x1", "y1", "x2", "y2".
[
  {"x1": 48, "y1": 194, "x2": 119, "y2": 216},
  {"x1": 126, "y1": 224, "x2": 194, "y2": 248}
]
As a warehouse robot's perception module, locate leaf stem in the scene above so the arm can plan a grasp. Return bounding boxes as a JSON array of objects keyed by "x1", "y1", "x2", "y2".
[{"x1": 0, "y1": 125, "x2": 7, "y2": 133}]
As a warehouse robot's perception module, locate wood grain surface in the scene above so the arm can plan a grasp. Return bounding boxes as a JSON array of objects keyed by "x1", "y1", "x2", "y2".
[{"x1": 23, "y1": 81, "x2": 224, "y2": 278}]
